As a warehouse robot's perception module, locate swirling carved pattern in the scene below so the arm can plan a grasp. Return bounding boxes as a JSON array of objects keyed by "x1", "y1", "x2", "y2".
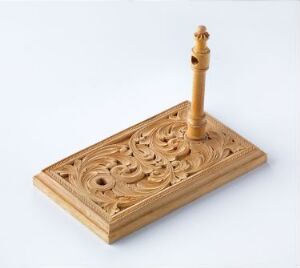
[{"x1": 53, "y1": 106, "x2": 248, "y2": 216}]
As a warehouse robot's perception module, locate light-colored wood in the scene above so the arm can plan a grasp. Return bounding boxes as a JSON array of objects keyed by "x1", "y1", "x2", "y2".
[
  {"x1": 33, "y1": 101, "x2": 266, "y2": 243},
  {"x1": 34, "y1": 173, "x2": 110, "y2": 243},
  {"x1": 186, "y1": 25, "x2": 210, "y2": 140},
  {"x1": 33, "y1": 25, "x2": 267, "y2": 243}
]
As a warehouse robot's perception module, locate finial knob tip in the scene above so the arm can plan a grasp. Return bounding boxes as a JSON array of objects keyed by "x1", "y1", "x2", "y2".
[
  {"x1": 194, "y1": 25, "x2": 209, "y2": 40},
  {"x1": 196, "y1": 25, "x2": 207, "y2": 34}
]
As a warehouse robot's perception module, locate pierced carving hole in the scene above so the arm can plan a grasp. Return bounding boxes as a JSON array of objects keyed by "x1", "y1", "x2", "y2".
[
  {"x1": 59, "y1": 173, "x2": 70, "y2": 182},
  {"x1": 161, "y1": 137, "x2": 167, "y2": 142},
  {"x1": 191, "y1": 56, "x2": 198, "y2": 65},
  {"x1": 96, "y1": 178, "x2": 107, "y2": 186}
]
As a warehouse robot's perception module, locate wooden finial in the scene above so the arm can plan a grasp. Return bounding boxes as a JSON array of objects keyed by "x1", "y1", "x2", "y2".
[{"x1": 186, "y1": 25, "x2": 210, "y2": 140}]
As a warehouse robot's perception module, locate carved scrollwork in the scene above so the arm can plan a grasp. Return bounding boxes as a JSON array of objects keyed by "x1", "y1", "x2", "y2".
[{"x1": 54, "y1": 107, "x2": 247, "y2": 216}]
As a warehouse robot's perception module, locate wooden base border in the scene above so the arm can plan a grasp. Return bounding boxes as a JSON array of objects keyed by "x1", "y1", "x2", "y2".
[{"x1": 34, "y1": 153, "x2": 266, "y2": 243}]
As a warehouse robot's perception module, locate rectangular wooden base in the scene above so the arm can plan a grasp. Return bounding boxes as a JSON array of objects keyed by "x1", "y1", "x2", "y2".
[{"x1": 33, "y1": 101, "x2": 266, "y2": 243}]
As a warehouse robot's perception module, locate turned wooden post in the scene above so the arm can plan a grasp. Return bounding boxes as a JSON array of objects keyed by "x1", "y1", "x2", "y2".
[{"x1": 186, "y1": 25, "x2": 210, "y2": 140}]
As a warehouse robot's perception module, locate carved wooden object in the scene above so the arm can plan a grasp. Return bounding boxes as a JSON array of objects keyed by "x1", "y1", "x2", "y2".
[{"x1": 33, "y1": 26, "x2": 267, "y2": 243}]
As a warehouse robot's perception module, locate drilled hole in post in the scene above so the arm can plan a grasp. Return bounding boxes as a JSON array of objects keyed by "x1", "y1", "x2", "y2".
[
  {"x1": 96, "y1": 178, "x2": 107, "y2": 186},
  {"x1": 191, "y1": 56, "x2": 198, "y2": 65}
]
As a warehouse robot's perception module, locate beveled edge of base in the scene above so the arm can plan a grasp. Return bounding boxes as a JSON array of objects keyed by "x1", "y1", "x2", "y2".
[
  {"x1": 33, "y1": 173, "x2": 110, "y2": 243},
  {"x1": 33, "y1": 150, "x2": 266, "y2": 244}
]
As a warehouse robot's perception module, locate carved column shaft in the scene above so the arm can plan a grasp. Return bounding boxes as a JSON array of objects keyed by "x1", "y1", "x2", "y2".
[{"x1": 186, "y1": 25, "x2": 210, "y2": 140}]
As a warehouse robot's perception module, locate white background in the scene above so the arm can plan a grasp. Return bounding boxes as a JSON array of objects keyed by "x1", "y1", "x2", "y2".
[{"x1": 0, "y1": 1, "x2": 299, "y2": 268}]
